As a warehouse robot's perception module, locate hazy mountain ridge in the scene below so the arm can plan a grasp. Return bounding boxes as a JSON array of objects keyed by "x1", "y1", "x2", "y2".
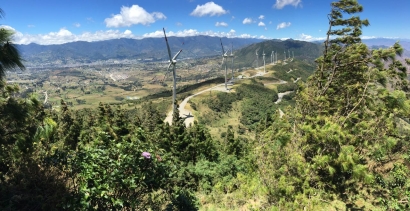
[
  {"x1": 362, "y1": 38, "x2": 410, "y2": 50},
  {"x1": 16, "y1": 37, "x2": 409, "y2": 68},
  {"x1": 17, "y1": 36, "x2": 263, "y2": 65}
]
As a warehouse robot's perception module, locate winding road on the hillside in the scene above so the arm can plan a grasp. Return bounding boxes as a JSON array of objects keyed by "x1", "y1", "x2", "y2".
[
  {"x1": 164, "y1": 83, "x2": 231, "y2": 126},
  {"x1": 164, "y1": 68, "x2": 294, "y2": 126}
]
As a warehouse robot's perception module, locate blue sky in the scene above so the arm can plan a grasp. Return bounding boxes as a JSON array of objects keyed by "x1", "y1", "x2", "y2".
[{"x1": 0, "y1": 0, "x2": 409, "y2": 45}]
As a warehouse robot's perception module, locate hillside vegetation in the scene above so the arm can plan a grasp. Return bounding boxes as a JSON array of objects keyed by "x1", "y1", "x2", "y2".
[
  {"x1": 234, "y1": 39, "x2": 322, "y2": 68},
  {"x1": 1, "y1": 0, "x2": 410, "y2": 210}
]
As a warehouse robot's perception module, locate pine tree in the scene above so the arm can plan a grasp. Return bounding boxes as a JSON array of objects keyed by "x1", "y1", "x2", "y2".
[
  {"x1": 294, "y1": 0, "x2": 410, "y2": 207},
  {"x1": 256, "y1": 0, "x2": 410, "y2": 209}
]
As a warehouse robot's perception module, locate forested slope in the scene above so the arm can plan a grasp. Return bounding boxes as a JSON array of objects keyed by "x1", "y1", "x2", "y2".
[{"x1": 1, "y1": 0, "x2": 410, "y2": 210}]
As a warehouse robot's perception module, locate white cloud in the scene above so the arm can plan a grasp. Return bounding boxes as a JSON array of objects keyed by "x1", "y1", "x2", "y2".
[
  {"x1": 143, "y1": 29, "x2": 243, "y2": 38},
  {"x1": 277, "y1": 22, "x2": 291, "y2": 29},
  {"x1": 124, "y1": 29, "x2": 132, "y2": 35},
  {"x1": 297, "y1": 33, "x2": 326, "y2": 41},
  {"x1": 242, "y1": 18, "x2": 252, "y2": 24},
  {"x1": 27, "y1": 24, "x2": 35, "y2": 28},
  {"x1": 238, "y1": 34, "x2": 257, "y2": 39},
  {"x1": 2, "y1": 25, "x2": 262, "y2": 45},
  {"x1": 56, "y1": 28, "x2": 73, "y2": 37},
  {"x1": 73, "y1": 23, "x2": 81, "y2": 27},
  {"x1": 258, "y1": 22, "x2": 265, "y2": 27},
  {"x1": 176, "y1": 22, "x2": 183, "y2": 26},
  {"x1": 1, "y1": 25, "x2": 137, "y2": 45},
  {"x1": 361, "y1": 36, "x2": 377, "y2": 39},
  {"x1": 190, "y1": 2, "x2": 227, "y2": 17},
  {"x1": 215, "y1": 21, "x2": 228, "y2": 27},
  {"x1": 258, "y1": 15, "x2": 265, "y2": 20},
  {"x1": 273, "y1": 0, "x2": 302, "y2": 9},
  {"x1": 105, "y1": 5, "x2": 166, "y2": 27}
]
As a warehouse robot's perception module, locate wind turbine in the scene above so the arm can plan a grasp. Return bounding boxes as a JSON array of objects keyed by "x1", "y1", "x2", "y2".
[
  {"x1": 284, "y1": 50, "x2": 286, "y2": 61},
  {"x1": 271, "y1": 51, "x2": 273, "y2": 63},
  {"x1": 288, "y1": 50, "x2": 290, "y2": 60},
  {"x1": 255, "y1": 50, "x2": 259, "y2": 68},
  {"x1": 229, "y1": 43, "x2": 234, "y2": 80},
  {"x1": 292, "y1": 51, "x2": 294, "y2": 59},
  {"x1": 263, "y1": 50, "x2": 266, "y2": 73},
  {"x1": 275, "y1": 52, "x2": 277, "y2": 64},
  {"x1": 220, "y1": 38, "x2": 229, "y2": 90},
  {"x1": 163, "y1": 28, "x2": 182, "y2": 112}
]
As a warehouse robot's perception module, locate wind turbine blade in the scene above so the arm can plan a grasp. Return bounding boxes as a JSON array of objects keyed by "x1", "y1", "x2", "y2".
[
  {"x1": 220, "y1": 38, "x2": 225, "y2": 55},
  {"x1": 172, "y1": 49, "x2": 183, "y2": 61},
  {"x1": 167, "y1": 63, "x2": 172, "y2": 72},
  {"x1": 162, "y1": 71, "x2": 171, "y2": 83},
  {"x1": 163, "y1": 28, "x2": 173, "y2": 61}
]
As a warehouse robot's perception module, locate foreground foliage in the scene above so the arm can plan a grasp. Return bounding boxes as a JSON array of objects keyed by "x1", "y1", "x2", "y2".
[
  {"x1": 1, "y1": 1, "x2": 410, "y2": 210},
  {"x1": 256, "y1": 0, "x2": 410, "y2": 210}
]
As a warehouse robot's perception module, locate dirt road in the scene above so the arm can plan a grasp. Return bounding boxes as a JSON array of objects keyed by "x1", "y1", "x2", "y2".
[
  {"x1": 164, "y1": 71, "x2": 277, "y2": 127},
  {"x1": 164, "y1": 83, "x2": 230, "y2": 126}
]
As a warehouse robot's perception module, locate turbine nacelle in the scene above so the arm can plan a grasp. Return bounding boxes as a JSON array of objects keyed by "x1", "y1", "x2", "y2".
[{"x1": 168, "y1": 49, "x2": 182, "y2": 65}]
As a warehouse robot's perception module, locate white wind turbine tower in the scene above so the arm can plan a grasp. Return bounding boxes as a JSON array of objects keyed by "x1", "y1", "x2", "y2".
[
  {"x1": 220, "y1": 38, "x2": 229, "y2": 90},
  {"x1": 275, "y1": 52, "x2": 277, "y2": 64},
  {"x1": 230, "y1": 43, "x2": 234, "y2": 80},
  {"x1": 255, "y1": 50, "x2": 259, "y2": 68},
  {"x1": 284, "y1": 50, "x2": 286, "y2": 61},
  {"x1": 292, "y1": 51, "x2": 294, "y2": 59},
  {"x1": 262, "y1": 50, "x2": 266, "y2": 73},
  {"x1": 288, "y1": 50, "x2": 291, "y2": 61},
  {"x1": 163, "y1": 28, "x2": 182, "y2": 112},
  {"x1": 271, "y1": 51, "x2": 273, "y2": 64}
]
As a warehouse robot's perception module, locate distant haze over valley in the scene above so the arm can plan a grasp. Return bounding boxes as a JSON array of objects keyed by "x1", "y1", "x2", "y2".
[{"x1": 16, "y1": 36, "x2": 410, "y2": 68}]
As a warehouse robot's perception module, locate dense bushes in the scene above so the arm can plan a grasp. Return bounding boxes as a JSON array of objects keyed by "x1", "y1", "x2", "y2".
[
  {"x1": 236, "y1": 80, "x2": 278, "y2": 130},
  {"x1": 202, "y1": 92, "x2": 237, "y2": 113},
  {"x1": 271, "y1": 60, "x2": 315, "y2": 82},
  {"x1": 276, "y1": 82, "x2": 297, "y2": 93}
]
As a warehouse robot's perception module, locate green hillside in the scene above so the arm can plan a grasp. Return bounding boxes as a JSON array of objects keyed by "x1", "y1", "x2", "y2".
[
  {"x1": 2, "y1": 1, "x2": 410, "y2": 211},
  {"x1": 234, "y1": 39, "x2": 322, "y2": 68}
]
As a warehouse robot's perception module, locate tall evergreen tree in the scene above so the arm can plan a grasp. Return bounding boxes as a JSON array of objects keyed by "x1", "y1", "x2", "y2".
[
  {"x1": 295, "y1": 0, "x2": 410, "y2": 208},
  {"x1": 257, "y1": 0, "x2": 410, "y2": 209}
]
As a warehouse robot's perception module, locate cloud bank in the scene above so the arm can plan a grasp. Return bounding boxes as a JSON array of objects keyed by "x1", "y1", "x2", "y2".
[{"x1": 1, "y1": 25, "x2": 265, "y2": 45}]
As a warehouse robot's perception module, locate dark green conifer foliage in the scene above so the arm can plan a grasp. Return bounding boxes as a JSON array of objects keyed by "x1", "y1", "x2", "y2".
[
  {"x1": 294, "y1": 0, "x2": 410, "y2": 208},
  {"x1": 57, "y1": 100, "x2": 80, "y2": 149},
  {"x1": 256, "y1": 0, "x2": 410, "y2": 209},
  {"x1": 140, "y1": 102, "x2": 164, "y2": 132}
]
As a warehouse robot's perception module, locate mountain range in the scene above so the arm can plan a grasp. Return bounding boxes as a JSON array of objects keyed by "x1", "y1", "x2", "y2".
[
  {"x1": 17, "y1": 36, "x2": 263, "y2": 65},
  {"x1": 16, "y1": 36, "x2": 409, "y2": 67}
]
